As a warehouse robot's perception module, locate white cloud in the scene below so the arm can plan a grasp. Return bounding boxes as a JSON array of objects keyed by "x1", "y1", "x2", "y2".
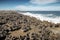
[
  {"x1": 15, "y1": 5, "x2": 60, "y2": 11},
  {"x1": 30, "y1": 0, "x2": 57, "y2": 4}
]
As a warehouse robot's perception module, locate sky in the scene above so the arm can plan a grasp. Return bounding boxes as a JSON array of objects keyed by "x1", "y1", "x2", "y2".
[{"x1": 0, "y1": 0, "x2": 60, "y2": 11}]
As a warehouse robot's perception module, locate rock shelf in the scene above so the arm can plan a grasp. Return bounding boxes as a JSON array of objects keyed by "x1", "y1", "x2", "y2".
[{"x1": 0, "y1": 11, "x2": 60, "y2": 40}]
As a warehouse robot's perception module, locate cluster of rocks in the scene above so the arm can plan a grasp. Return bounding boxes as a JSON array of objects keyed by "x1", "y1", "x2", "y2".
[{"x1": 0, "y1": 11, "x2": 60, "y2": 40}]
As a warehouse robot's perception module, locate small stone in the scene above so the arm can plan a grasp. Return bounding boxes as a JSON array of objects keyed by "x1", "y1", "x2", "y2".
[{"x1": 22, "y1": 26, "x2": 31, "y2": 32}]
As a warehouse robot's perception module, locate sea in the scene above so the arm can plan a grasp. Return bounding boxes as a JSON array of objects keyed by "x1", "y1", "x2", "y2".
[{"x1": 17, "y1": 11, "x2": 60, "y2": 24}]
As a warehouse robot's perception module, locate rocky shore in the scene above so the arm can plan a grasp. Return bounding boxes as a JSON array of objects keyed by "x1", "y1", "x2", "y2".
[{"x1": 0, "y1": 11, "x2": 60, "y2": 40}]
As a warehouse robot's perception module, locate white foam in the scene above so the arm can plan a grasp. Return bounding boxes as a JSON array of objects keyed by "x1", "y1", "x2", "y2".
[{"x1": 18, "y1": 12, "x2": 60, "y2": 24}]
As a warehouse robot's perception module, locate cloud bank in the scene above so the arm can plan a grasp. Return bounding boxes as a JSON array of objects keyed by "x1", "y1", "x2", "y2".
[
  {"x1": 30, "y1": 0, "x2": 57, "y2": 4},
  {"x1": 15, "y1": 0, "x2": 60, "y2": 11},
  {"x1": 15, "y1": 5, "x2": 60, "y2": 11}
]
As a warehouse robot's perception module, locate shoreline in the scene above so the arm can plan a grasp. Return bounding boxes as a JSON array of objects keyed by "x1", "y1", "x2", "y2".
[{"x1": 18, "y1": 12, "x2": 60, "y2": 24}]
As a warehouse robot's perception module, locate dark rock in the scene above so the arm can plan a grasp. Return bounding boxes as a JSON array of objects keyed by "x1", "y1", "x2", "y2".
[
  {"x1": 11, "y1": 25, "x2": 21, "y2": 31},
  {"x1": 22, "y1": 26, "x2": 31, "y2": 32}
]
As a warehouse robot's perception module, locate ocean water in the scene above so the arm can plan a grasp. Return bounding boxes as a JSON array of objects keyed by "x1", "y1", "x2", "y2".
[{"x1": 18, "y1": 11, "x2": 60, "y2": 24}]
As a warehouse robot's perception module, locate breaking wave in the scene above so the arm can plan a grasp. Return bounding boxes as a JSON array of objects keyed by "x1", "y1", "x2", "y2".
[{"x1": 19, "y1": 12, "x2": 60, "y2": 24}]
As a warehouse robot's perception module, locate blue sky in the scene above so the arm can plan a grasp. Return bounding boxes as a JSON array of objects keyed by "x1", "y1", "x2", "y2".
[{"x1": 0, "y1": 0, "x2": 60, "y2": 11}]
